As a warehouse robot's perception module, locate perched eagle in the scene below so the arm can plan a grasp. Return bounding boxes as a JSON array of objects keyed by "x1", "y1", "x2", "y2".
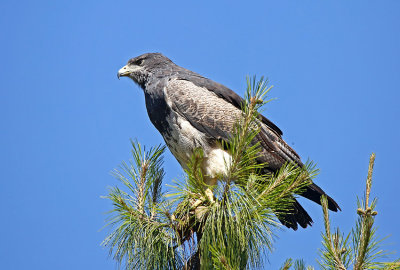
[{"x1": 118, "y1": 53, "x2": 340, "y2": 230}]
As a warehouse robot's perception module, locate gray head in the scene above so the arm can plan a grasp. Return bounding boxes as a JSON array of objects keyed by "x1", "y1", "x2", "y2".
[{"x1": 117, "y1": 53, "x2": 175, "y2": 87}]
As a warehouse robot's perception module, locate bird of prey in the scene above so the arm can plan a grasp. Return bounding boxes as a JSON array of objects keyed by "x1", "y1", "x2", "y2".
[{"x1": 117, "y1": 53, "x2": 340, "y2": 230}]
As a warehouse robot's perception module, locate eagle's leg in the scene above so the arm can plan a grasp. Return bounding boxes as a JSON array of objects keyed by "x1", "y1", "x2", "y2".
[
  {"x1": 205, "y1": 188, "x2": 214, "y2": 203},
  {"x1": 190, "y1": 177, "x2": 216, "y2": 220},
  {"x1": 190, "y1": 147, "x2": 228, "y2": 209},
  {"x1": 191, "y1": 177, "x2": 216, "y2": 212},
  {"x1": 203, "y1": 176, "x2": 217, "y2": 203},
  {"x1": 199, "y1": 147, "x2": 230, "y2": 203}
]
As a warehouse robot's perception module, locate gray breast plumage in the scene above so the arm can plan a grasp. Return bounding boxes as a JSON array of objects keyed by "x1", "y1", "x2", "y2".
[{"x1": 161, "y1": 108, "x2": 209, "y2": 167}]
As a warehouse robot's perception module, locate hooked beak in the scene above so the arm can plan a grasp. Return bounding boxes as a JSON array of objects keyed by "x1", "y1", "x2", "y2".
[{"x1": 117, "y1": 65, "x2": 131, "y2": 79}]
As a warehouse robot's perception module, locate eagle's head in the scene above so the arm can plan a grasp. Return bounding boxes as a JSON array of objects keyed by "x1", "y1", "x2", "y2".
[{"x1": 117, "y1": 53, "x2": 174, "y2": 87}]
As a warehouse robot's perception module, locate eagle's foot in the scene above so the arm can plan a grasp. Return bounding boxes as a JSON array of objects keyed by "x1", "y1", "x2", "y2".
[
  {"x1": 191, "y1": 198, "x2": 203, "y2": 209},
  {"x1": 188, "y1": 188, "x2": 215, "y2": 219},
  {"x1": 189, "y1": 198, "x2": 208, "y2": 220},
  {"x1": 190, "y1": 189, "x2": 214, "y2": 209}
]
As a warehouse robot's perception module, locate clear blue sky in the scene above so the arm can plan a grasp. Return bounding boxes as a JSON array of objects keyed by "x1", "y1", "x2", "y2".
[{"x1": 1, "y1": 1, "x2": 399, "y2": 269}]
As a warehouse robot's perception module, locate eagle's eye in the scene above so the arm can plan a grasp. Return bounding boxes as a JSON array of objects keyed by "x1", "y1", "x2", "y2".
[{"x1": 135, "y1": 59, "x2": 144, "y2": 66}]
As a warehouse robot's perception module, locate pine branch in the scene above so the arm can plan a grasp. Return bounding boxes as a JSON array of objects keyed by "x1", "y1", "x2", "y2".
[
  {"x1": 102, "y1": 141, "x2": 184, "y2": 269},
  {"x1": 319, "y1": 195, "x2": 349, "y2": 270},
  {"x1": 316, "y1": 153, "x2": 399, "y2": 270},
  {"x1": 280, "y1": 258, "x2": 315, "y2": 270},
  {"x1": 219, "y1": 77, "x2": 271, "y2": 196},
  {"x1": 280, "y1": 259, "x2": 294, "y2": 270},
  {"x1": 352, "y1": 153, "x2": 381, "y2": 270}
]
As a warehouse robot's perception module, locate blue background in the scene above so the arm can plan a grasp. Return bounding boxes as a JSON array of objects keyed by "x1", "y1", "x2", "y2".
[{"x1": 1, "y1": 1, "x2": 399, "y2": 269}]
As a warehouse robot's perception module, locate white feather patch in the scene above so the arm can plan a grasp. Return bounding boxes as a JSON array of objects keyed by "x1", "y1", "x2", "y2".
[{"x1": 202, "y1": 148, "x2": 232, "y2": 186}]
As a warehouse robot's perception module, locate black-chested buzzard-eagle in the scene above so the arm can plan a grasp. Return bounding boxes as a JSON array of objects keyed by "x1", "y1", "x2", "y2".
[{"x1": 117, "y1": 53, "x2": 340, "y2": 230}]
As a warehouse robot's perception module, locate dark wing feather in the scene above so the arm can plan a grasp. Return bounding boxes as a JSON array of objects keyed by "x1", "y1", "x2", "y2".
[
  {"x1": 166, "y1": 78, "x2": 242, "y2": 141},
  {"x1": 175, "y1": 72, "x2": 283, "y2": 136},
  {"x1": 277, "y1": 199, "x2": 313, "y2": 230}
]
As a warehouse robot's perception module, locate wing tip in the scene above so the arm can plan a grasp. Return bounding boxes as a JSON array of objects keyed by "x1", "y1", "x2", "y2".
[{"x1": 278, "y1": 200, "x2": 314, "y2": 231}]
